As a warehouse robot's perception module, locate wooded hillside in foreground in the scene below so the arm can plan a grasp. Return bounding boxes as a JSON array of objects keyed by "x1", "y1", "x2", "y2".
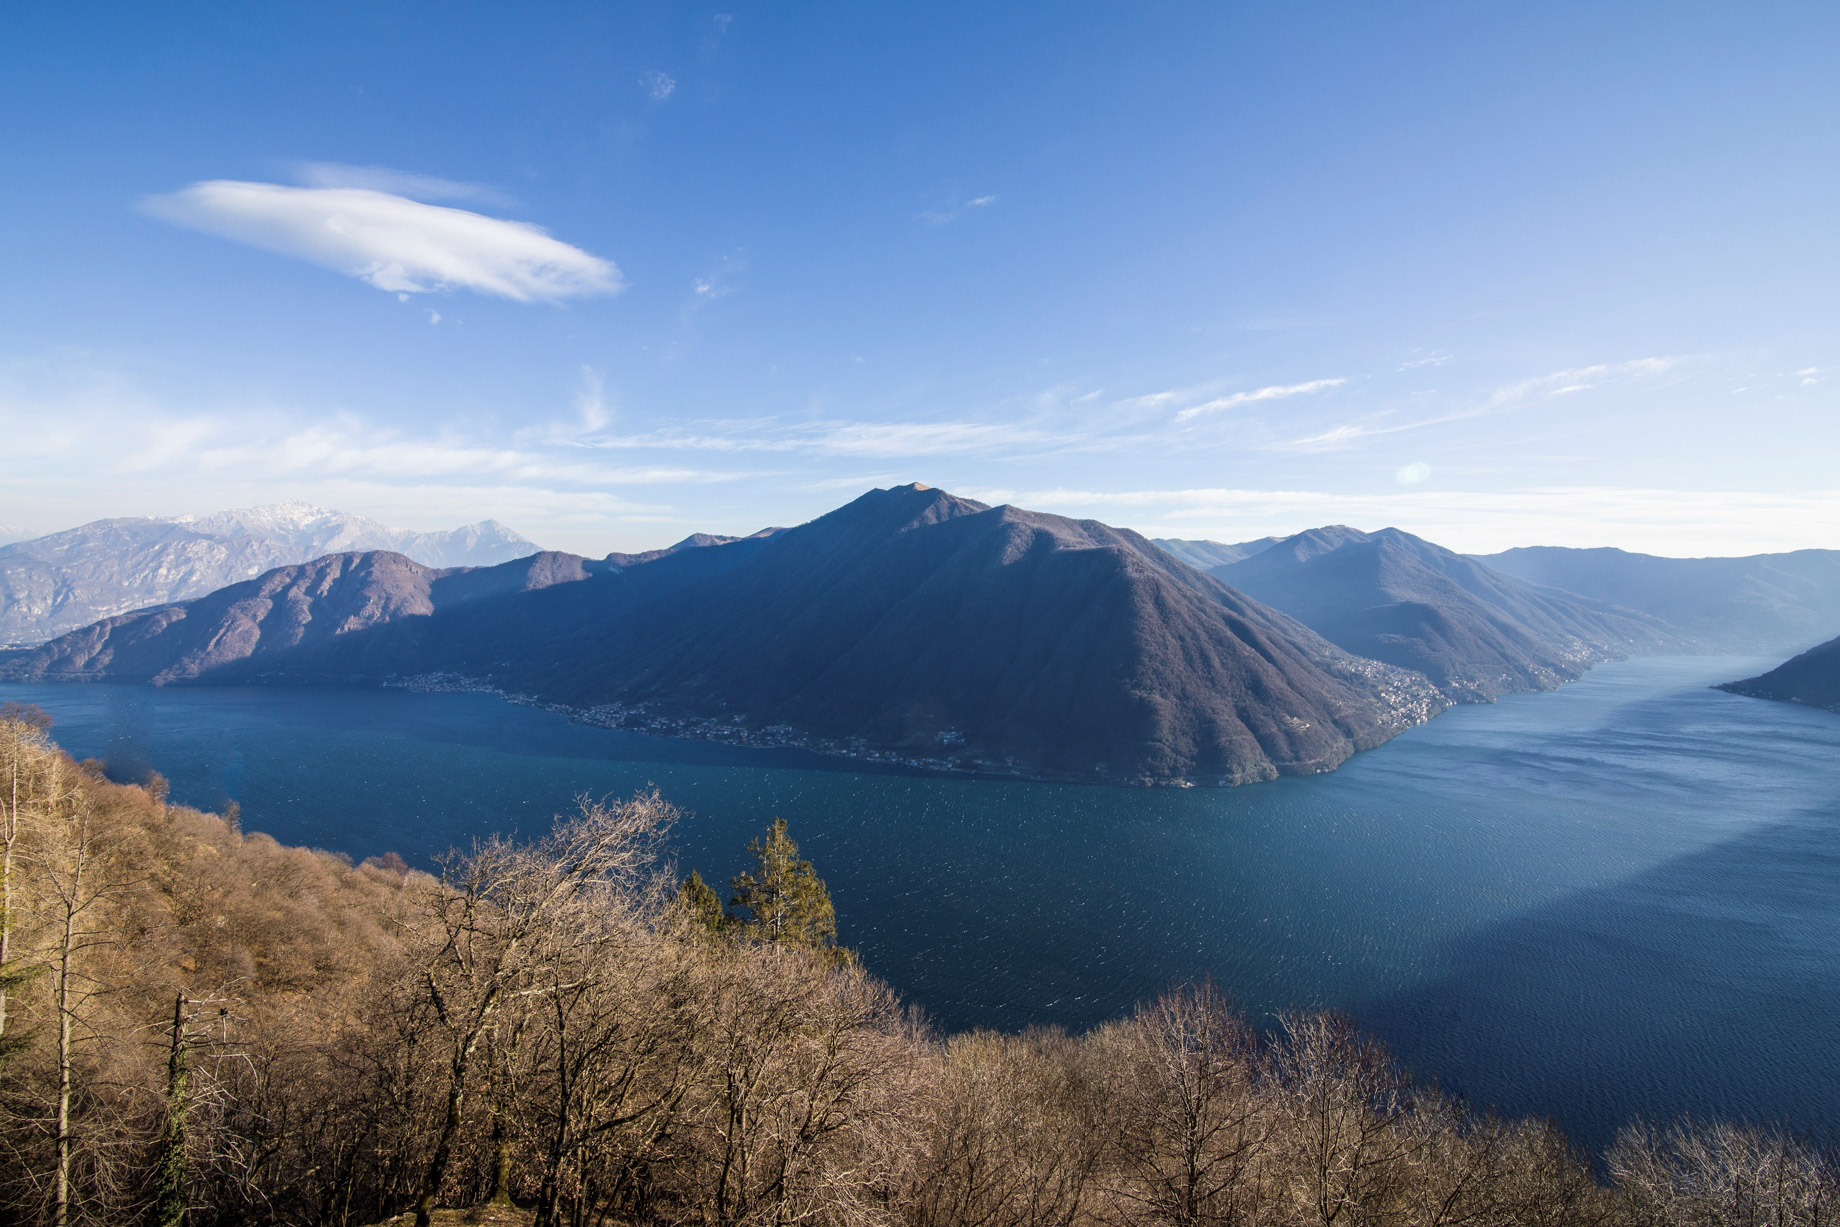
[{"x1": 0, "y1": 709, "x2": 1834, "y2": 1226}]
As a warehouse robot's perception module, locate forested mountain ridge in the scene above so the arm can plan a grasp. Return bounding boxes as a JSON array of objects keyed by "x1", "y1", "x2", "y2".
[
  {"x1": 1718, "y1": 633, "x2": 1840, "y2": 712},
  {"x1": 1205, "y1": 526, "x2": 1683, "y2": 701},
  {"x1": 2, "y1": 485, "x2": 1447, "y2": 785},
  {"x1": 1474, "y1": 544, "x2": 1840, "y2": 653},
  {"x1": 0, "y1": 501, "x2": 540, "y2": 646}
]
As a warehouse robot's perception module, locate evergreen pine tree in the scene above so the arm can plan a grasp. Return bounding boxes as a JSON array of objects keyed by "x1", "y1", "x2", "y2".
[
  {"x1": 729, "y1": 818, "x2": 852, "y2": 966},
  {"x1": 675, "y1": 869, "x2": 728, "y2": 939}
]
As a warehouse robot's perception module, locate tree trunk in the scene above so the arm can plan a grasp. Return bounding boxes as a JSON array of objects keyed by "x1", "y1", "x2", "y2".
[
  {"x1": 415, "y1": 1008, "x2": 493, "y2": 1227},
  {"x1": 150, "y1": 994, "x2": 190, "y2": 1227},
  {"x1": 489, "y1": 1112, "x2": 514, "y2": 1206},
  {"x1": 55, "y1": 886, "x2": 76, "y2": 1227},
  {"x1": 0, "y1": 732, "x2": 21, "y2": 1046}
]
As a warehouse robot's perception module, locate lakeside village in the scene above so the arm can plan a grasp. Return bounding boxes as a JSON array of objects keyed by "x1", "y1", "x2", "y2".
[{"x1": 383, "y1": 670, "x2": 1241, "y2": 786}]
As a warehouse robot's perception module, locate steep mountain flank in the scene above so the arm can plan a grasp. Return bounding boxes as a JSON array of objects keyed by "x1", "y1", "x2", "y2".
[
  {"x1": 1718, "y1": 635, "x2": 1840, "y2": 713},
  {"x1": 1474, "y1": 546, "x2": 1840, "y2": 654},
  {"x1": 1211, "y1": 526, "x2": 1680, "y2": 701},
  {"x1": 0, "y1": 502, "x2": 540, "y2": 645},
  {"x1": 506, "y1": 487, "x2": 1445, "y2": 783},
  {"x1": 4, "y1": 486, "x2": 1445, "y2": 785}
]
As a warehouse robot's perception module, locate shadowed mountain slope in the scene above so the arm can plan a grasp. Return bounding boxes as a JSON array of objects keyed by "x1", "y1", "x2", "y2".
[
  {"x1": 1210, "y1": 526, "x2": 1681, "y2": 701},
  {"x1": 4, "y1": 485, "x2": 1446, "y2": 785},
  {"x1": 5, "y1": 551, "x2": 609, "y2": 685},
  {"x1": 0, "y1": 502, "x2": 540, "y2": 646},
  {"x1": 1474, "y1": 546, "x2": 1840, "y2": 654},
  {"x1": 1718, "y1": 634, "x2": 1840, "y2": 713}
]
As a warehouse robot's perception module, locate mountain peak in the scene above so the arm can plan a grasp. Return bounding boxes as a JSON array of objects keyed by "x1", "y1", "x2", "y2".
[
  {"x1": 823, "y1": 484, "x2": 991, "y2": 534},
  {"x1": 5, "y1": 490, "x2": 1445, "y2": 785}
]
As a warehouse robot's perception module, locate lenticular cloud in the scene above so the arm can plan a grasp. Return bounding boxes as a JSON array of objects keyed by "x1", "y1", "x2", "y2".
[{"x1": 143, "y1": 180, "x2": 622, "y2": 302}]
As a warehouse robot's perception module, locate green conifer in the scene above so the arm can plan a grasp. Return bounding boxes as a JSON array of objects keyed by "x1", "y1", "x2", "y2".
[
  {"x1": 729, "y1": 818, "x2": 852, "y2": 967},
  {"x1": 675, "y1": 869, "x2": 728, "y2": 939}
]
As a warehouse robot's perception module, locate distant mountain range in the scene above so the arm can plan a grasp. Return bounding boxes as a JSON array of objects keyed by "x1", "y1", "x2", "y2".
[
  {"x1": 9, "y1": 487, "x2": 1837, "y2": 784},
  {"x1": 1718, "y1": 634, "x2": 1840, "y2": 713},
  {"x1": 1189, "y1": 526, "x2": 1681, "y2": 701},
  {"x1": 0, "y1": 502, "x2": 540, "y2": 645},
  {"x1": 1, "y1": 485, "x2": 1447, "y2": 786},
  {"x1": 1473, "y1": 545, "x2": 1840, "y2": 654}
]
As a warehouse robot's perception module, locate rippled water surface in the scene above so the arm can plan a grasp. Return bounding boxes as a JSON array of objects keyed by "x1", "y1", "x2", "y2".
[{"x1": 4, "y1": 656, "x2": 1837, "y2": 1152}]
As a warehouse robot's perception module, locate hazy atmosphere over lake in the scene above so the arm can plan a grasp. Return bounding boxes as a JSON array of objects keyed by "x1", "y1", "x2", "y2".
[{"x1": 4, "y1": 6, "x2": 1839, "y2": 1225}]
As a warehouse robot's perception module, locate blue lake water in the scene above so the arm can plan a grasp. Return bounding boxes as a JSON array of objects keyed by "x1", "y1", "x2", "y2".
[{"x1": 4, "y1": 656, "x2": 1837, "y2": 1154}]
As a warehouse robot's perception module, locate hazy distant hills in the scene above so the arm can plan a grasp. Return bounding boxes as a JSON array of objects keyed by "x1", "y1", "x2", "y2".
[
  {"x1": 1718, "y1": 634, "x2": 1840, "y2": 712},
  {"x1": 1195, "y1": 526, "x2": 1681, "y2": 701},
  {"x1": 605, "y1": 527, "x2": 786, "y2": 567},
  {"x1": 10, "y1": 550, "x2": 610, "y2": 685},
  {"x1": 4, "y1": 485, "x2": 1446, "y2": 785},
  {"x1": 1473, "y1": 546, "x2": 1840, "y2": 653},
  {"x1": 0, "y1": 501, "x2": 540, "y2": 646},
  {"x1": 1152, "y1": 536, "x2": 1281, "y2": 569}
]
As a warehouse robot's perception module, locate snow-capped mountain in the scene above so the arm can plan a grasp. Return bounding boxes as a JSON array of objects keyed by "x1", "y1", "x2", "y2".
[{"x1": 0, "y1": 502, "x2": 541, "y2": 645}]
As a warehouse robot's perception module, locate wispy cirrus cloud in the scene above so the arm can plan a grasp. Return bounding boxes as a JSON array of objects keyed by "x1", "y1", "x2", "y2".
[
  {"x1": 1263, "y1": 357, "x2": 1684, "y2": 453},
  {"x1": 142, "y1": 180, "x2": 621, "y2": 302},
  {"x1": 921, "y1": 195, "x2": 997, "y2": 225},
  {"x1": 1480, "y1": 357, "x2": 1679, "y2": 410},
  {"x1": 1173, "y1": 377, "x2": 1346, "y2": 422},
  {"x1": 1398, "y1": 350, "x2": 1452, "y2": 370},
  {"x1": 598, "y1": 416, "x2": 1054, "y2": 459}
]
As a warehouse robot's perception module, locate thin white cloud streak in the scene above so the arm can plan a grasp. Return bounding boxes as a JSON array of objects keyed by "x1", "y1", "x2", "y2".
[
  {"x1": 639, "y1": 70, "x2": 676, "y2": 99},
  {"x1": 1174, "y1": 377, "x2": 1345, "y2": 422},
  {"x1": 920, "y1": 195, "x2": 998, "y2": 225},
  {"x1": 1264, "y1": 357, "x2": 1683, "y2": 453},
  {"x1": 597, "y1": 417, "x2": 1055, "y2": 459},
  {"x1": 0, "y1": 393, "x2": 739, "y2": 492},
  {"x1": 142, "y1": 181, "x2": 622, "y2": 302},
  {"x1": 1398, "y1": 351, "x2": 1452, "y2": 370},
  {"x1": 293, "y1": 162, "x2": 512, "y2": 205}
]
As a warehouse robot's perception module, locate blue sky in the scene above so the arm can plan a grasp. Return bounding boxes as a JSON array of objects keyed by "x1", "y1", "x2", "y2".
[{"x1": 2, "y1": 2, "x2": 1836, "y2": 555}]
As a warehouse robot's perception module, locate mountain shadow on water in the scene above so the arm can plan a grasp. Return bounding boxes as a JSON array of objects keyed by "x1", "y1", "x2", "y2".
[
  {"x1": 1, "y1": 485, "x2": 1447, "y2": 786},
  {"x1": 1359, "y1": 803, "x2": 1840, "y2": 1156},
  {"x1": 1205, "y1": 526, "x2": 1681, "y2": 701}
]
